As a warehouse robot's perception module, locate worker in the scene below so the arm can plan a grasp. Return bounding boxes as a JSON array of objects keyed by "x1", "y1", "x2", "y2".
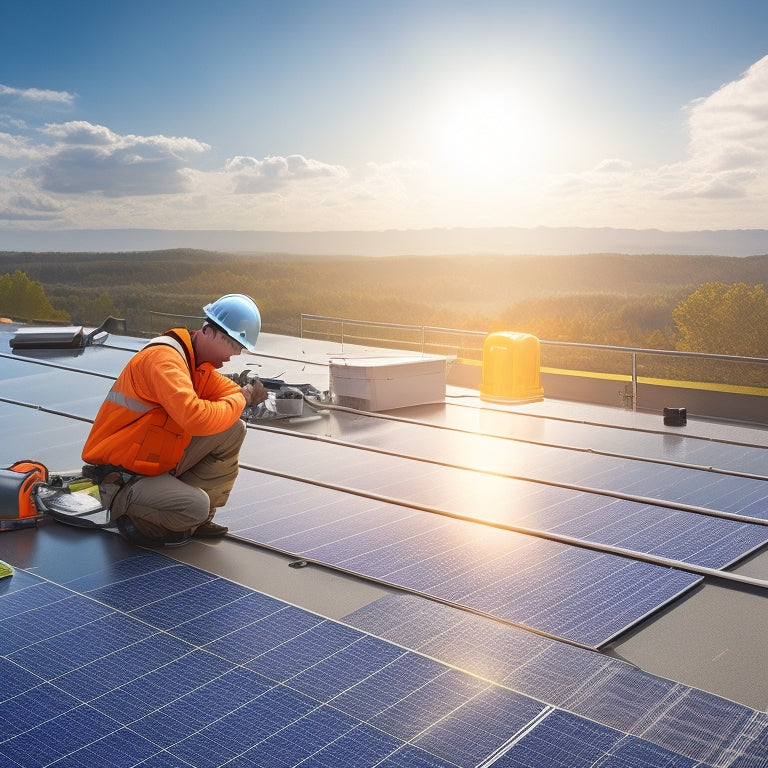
[{"x1": 81, "y1": 294, "x2": 268, "y2": 546}]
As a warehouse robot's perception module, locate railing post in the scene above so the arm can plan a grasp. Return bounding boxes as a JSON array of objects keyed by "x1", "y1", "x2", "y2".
[{"x1": 632, "y1": 352, "x2": 637, "y2": 412}]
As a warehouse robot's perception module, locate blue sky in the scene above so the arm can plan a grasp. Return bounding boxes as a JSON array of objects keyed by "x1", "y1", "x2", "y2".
[{"x1": 1, "y1": 0, "x2": 768, "y2": 234}]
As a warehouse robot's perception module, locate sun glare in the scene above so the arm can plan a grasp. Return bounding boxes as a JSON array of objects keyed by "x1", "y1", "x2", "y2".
[{"x1": 427, "y1": 81, "x2": 544, "y2": 190}]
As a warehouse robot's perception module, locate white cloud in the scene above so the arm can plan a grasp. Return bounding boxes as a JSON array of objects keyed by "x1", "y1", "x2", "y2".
[
  {"x1": 0, "y1": 131, "x2": 40, "y2": 161},
  {"x1": 653, "y1": 56, "x2": 768, "y2": 205},
  {"x1": 594, "y1": 158, "x2": 633, "y2": 173},
  {"x1": 8, "y1": 193, "x2": 60, "y2": 212},
  {"x1": 684, "y1": 56, "x2": 768, "y2": 185},
  {"x1": 28, "y1": 121, "x2": 210, "y2": 196},
  {"x1": 42, "y1": 121, "x2": 119, "y2": 146},
  {"x1": 0, "y1": 84, "x2": 75, "y2": 106},
  {"x1": 225, "y1": 154, "x2": 349, "y2": 193},
  {"x1": 536, "y1": 55, "x2": 768, "y2": 229},
  {"x1": 0, "y1": 192, "x2": 62, "y2": 221}
]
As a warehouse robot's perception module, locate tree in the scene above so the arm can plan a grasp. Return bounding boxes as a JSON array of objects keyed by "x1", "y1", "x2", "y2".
[
  {"x1": 0, "y1": 270, "x2": 69, "y2": 323},
  {"x1": 80, "y1": 292, "x2": 122, "y2": 326},
  {"x1": 673, "y1": 282, "x2": 768, "y2": 357}
]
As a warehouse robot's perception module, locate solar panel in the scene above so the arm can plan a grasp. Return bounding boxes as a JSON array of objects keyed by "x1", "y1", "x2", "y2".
[
  {"x1": 272, "y1": 410, "x2": 768, "y2": 519},
  {"x1": 1, "y1": 551, "x2": 719, "y2": 768},
  {"x1": 3, "y1": 352, "x2": 766, "y2": 575},
  {"x1": 390, "y1": 399, "x2": 768, "y2": 475},
  {"x1": 238, "y1": 430, "x2": 768, "y2": 570},
  {"x1": 343, "y1": 592, "x2": 768, "y2": 766},
  {"x1": 225, "y1": 466, "x2": 701, "y2": 647},
  {"x1": 488, "y1": 709, "x2": 698, "y2": 768},
  {"x1": 0, "y1": 405, "x2": 93, "y2": 469}
]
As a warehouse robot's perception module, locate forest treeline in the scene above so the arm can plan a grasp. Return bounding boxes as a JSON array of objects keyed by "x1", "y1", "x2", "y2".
[{"x1": 3, "y1": 248, "x2": 768, "y2": 359}]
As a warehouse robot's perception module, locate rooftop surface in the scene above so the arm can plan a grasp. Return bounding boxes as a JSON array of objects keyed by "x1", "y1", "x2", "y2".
[{"x1": 1, "y1": 324, "x2": 767, "y2": 767}]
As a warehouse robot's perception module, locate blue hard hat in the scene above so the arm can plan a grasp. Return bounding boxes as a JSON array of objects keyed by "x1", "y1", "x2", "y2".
[{"x1": 203, "y1": 294, "x2": 261, "y2": 353}]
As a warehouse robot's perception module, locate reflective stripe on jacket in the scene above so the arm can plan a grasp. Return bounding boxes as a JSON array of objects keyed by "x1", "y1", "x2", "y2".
[{"x1": 82, "y1": 328, "x2": 245, "y2": 475}]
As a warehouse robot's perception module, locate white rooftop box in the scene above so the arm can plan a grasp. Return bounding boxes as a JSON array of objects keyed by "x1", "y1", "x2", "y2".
[{"x1": 330, "y1": 356, "x2": 446, "y2": 412}]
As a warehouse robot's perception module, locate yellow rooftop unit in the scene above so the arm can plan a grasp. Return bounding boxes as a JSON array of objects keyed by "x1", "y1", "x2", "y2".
[{"x1": 480, "y1": 331, "x2": 544, "y2": 403}]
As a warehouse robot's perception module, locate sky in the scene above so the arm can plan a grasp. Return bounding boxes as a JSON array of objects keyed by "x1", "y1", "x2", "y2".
[{"x1": 1, "y1": 0, "x2": 768, "y2": 236}]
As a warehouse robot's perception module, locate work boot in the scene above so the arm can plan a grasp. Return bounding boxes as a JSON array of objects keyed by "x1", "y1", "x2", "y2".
[
  {"x1": 193, "y1": 521, "x2": 229, "y2": 538},
  {"x1": 116, "y1": 514, "x2": 191, "y2": 548}
]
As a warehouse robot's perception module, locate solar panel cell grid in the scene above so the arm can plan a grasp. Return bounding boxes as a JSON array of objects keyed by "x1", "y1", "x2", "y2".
[
  {"x1": 167, "y1": 590, "x2": 288, "y2": 645},
  {"x1": 92, "y1": 649, "x2": 234, "y2": 724},
  {"x1": 130, "y1": 576, "x2": 253, "y2": 629},
  {"x1": 84, "y1": 563, "x2": 216, "y2": 611},
  {"x1": 169, "y1": 685, "x2": 321, "y2": 768},
  {"x1": 319, "y1": 405, "x2": 768, "y2": 491},
  {"x1": 268, "y1": 506, "x2": 424, "y2": 555},
  {"x1": 1, "y1": 593, "x2": 112, "y2": 652},
  {"x1": 375, "y1": 745, "x2": 460, "y2": 767},
  {"x1": 343, "y1": 592, "x2": 768, "y2": 765},
  {"x1": 492, "y1": 709, "x2": 702, "y2": 768},
  {"x1": 410, "y1": 686, "x2": 547, "y2": 766},
  {"x1": 559, "y1": 662, "x2": 679, "y2": 733},
  {"x1": 288, "y1": 634, "x2": 406, "y2": 701},
  {"x1": 295, "y1": 723, "x2": 406, "y2": 768},
  {"x1": 367, "y1": 669, "x2": 489, "y2": 742},
  {"x1": 245, "y1": 620, "x2": 365, "y2": 682},
  {"x1": 638, "y1": 688, "x2": 760, "y2": 764},
  {"x1": 204, "y1": 604, "x2": 324, "y2": 665},
  {"x1": 225, "y1": 707, "x2": 362, "y2": 768},
  {"x1": 7, "y1": 611, "x2": 155, "y2": 679},
  {"x1": 330, "y1": 652, "x2": 450, "y2": 721},
  {"x1": 0, "y1": 681, "x2": 82, "y2": 740},
  {"x1": 8, "y1": 554, "x2": 571, "y2": 767}
]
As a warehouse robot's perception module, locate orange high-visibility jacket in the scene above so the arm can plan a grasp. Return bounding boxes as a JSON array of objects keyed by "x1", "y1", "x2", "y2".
[{"x1": 82, "y1": 329, "x2": 245, "y2": 475}]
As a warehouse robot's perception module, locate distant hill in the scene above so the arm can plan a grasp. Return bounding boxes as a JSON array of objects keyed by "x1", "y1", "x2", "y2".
[
  {"x1": 3, "y1": 226, "x2": 768, "y2": 257},
  {"x1": 4, "y1": 248, "x2": 768, "y2": 349}
]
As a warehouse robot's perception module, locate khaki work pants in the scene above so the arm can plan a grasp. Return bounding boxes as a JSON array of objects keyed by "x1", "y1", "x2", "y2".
[{"x1": 108, "y1": 419, "x2": 246, "y2": 537}]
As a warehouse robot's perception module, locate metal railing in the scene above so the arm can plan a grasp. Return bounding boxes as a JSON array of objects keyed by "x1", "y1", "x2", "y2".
[
  {"x1": 149, "y1": 310, "x2": 205, "y2": 335},
  {"x1": 537, "y1": 340, "x2": 768, "y2": 410},
  {"x1": 299, "y1": 314, "x2": 486, "y2": 358},
  {"x1": 300, "y1": 313, "x2": 768, "y2": 411}
]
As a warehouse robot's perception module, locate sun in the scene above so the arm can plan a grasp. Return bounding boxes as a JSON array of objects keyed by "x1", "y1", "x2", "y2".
[{"x1": 426, "y1": 80, "x2": 545, "y2": 190}]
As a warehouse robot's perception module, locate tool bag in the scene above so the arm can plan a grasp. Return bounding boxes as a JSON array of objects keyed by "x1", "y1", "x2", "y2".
[
  {"x1": 0, "y1": 460, "x2": 48, "y2": 531},
  {"x1": 0, "y1": 460, "x2": 111, "y2": 530}
]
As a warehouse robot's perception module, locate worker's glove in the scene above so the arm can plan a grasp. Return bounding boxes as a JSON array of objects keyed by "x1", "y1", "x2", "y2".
[{"x1": 242, "y1": 380, "x2": 268, "y2": 406}]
